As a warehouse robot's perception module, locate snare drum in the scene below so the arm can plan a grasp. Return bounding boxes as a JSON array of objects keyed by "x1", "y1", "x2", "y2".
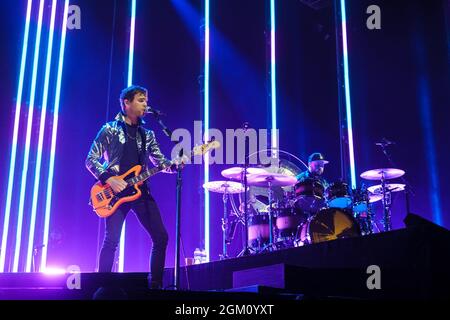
[
  {"x1": 325, "y1": 181, "x2": 352, "y2": 209},
  {"x1": 296, "y1": 208, "x2": 360, "y2": 246}
]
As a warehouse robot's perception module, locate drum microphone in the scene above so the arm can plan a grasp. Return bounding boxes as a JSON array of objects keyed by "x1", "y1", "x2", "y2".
[
  {"x1": 375, "y1": 138, "x2": 395, "y2": 146},
  {"x1": 144, "y1": 105, "x2": 165, "y2": 116}
]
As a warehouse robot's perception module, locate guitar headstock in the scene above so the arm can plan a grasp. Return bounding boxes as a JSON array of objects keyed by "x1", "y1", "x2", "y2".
[{"x1": 193, "y1": 139, "x2": 221, "y2": 156}]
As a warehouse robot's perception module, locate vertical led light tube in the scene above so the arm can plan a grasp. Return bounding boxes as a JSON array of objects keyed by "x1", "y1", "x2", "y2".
[
  {"x1": 0, "y1": 0, "x2": 34, "y2": 273},
  {"x1": 26, "y1": 0, "x2": 58, "y2": 272},
  {"x1": 41, "y1": 0, "x2": 69, "y2": 272},
  {"x1": 203, "y1": 0, "x2": 210, "y2": 262},
  {"x1": 13, "y1": 0, "x2": 46, "y2": 272},
  {"x1": 270, "y1": 0, "x2": 278, "y2": 152},
  {"x1": 339, "y1": 0, "x2": 356, "y2": 189},
  {"x1": 118, "y1": 0, "x2": 136, "y2": 272}
]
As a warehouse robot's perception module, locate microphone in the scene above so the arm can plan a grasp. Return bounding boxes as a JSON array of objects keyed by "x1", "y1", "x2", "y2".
[
  {"x1": 375, "y1": 138, "x2": 395, "y2": 146},
  {"x1": 144, "y1": 105, "x2": 165, "y2": 116}
]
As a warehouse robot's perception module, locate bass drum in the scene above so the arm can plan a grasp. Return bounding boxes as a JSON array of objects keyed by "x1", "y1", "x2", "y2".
[{"x1": 296, "y1": 208, "x2": 360, "y2": 246}]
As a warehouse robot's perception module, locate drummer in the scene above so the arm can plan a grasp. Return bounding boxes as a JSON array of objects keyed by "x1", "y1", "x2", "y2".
[{"x1": 296, "y1": 152, "x2": 330, "y2": 188}]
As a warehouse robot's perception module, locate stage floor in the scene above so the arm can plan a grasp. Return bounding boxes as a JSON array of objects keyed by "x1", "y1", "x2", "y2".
[{"x1": 1, "y1": 224, "x2": 449, "y2": 300}]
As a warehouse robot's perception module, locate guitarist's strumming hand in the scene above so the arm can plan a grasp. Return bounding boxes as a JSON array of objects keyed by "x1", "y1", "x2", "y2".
[{"x1": 106, "y1": 176, "x2": 128, "y2": 193}]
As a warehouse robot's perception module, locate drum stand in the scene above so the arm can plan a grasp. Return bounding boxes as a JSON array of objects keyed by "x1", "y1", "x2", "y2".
[
  {"x1": 381, "y1": 173, "x2": 392, "y2": 232},
  {"x1": 268, "y1": 180, "x2": 274, "y2": 246},
  {"x1": 371, "y1": 212, "x2": 381, "y2": 233},
  {"x1": 220, "y1": 191, "x2": 229, "y2": 260},
  {"x1": 359, "y1": 208, "x2": 379, "y2": 235},
  {"x1": 237, "y1": 144, "x2": 255, "y2": 257},
  {"x1": 261, "y1": 178, "x2": 276, "y2": 252}
]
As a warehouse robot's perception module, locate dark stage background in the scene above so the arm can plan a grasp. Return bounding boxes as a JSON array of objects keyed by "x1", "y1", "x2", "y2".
[{"x1": 0, "y1": 0, "x2": 448, "y2": 272}]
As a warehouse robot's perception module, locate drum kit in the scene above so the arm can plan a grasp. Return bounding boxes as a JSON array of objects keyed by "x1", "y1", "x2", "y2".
[{"x1": 203, "y1": 163, "x2": 406, "y2": 259}]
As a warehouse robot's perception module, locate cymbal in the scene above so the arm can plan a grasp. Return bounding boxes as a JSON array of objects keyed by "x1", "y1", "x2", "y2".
[
  {"x1": 367, "y1": 183, "x2": 406, "y2": 195},
  {"x1": 368, "y1": 193, "x2": 383, "y2": 203},
  {"x1": 221, "y1": 167, "x2": 267, "y2": 180},
  {"x1": 360, "y1": 168, "x2": 405, "y2": 180},
  {"x1": 246, "y1": 172, "x2": 298, "y2": 188},
  {"x1": 202, "y1": 181, "x2": 246, "y2": 194}
]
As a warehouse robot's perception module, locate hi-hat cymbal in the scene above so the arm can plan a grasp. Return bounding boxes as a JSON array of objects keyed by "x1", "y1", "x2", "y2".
[
  {"x1": 360, "y1": 168, "x2": 405, "y2": 180},
  {"x1": 202, "y1": 181, "x2": 246, "y2": 194},
  {"x1": 246, "y1": 172, "x2": 298, "y2": 188},
  {"x1": 367, "y1": 183, "x2": 406, "y2": 195},
  {"x1": 368, "y1": 193, "x2": 383, "y2": 203},
  {"x1": 221, "y1": 167, "x2": 267, "y2": 180}
]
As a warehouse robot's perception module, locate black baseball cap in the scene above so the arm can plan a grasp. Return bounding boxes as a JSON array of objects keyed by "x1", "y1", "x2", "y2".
[{"x1": 308, "y1": 152, "x2": 329, "y2": 164}]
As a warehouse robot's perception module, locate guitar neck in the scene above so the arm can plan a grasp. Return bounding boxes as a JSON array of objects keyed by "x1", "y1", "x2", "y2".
[
  {"x1": 124, "y1": 143, "x2": 212, "y2": 187},
  {"x1": 125, "y1": 165, "x2": 166, "y2": 186}
]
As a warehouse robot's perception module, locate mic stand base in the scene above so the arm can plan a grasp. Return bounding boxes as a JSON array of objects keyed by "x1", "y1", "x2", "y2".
[
  {"x1": 173, "y1": 165, "x2": 183, "y2": 290},
  {"x1": 237, "y1": 247, "x2": 254, "y2": 257}
]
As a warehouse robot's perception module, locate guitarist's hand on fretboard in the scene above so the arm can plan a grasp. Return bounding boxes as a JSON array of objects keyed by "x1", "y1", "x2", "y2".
[
  {"x1": 170, "y1": 154, "x2": 190, "y2": 171},
  {"x1": 106, "y1": 176, "x2": 127, "y2": 193}
]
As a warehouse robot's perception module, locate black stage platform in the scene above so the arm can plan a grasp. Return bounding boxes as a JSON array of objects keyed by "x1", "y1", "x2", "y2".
[{"x1": 1, "y1": 224, "x2": 449, "y2": 300}]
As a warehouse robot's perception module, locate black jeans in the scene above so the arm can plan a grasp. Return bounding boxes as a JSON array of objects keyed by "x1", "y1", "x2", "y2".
[{"x1": 98, "y1": 190, "x2": 168, "y2": 285}]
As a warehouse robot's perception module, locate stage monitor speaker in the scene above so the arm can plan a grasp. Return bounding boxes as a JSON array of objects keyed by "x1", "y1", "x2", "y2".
[{"x1": 404, "y1": 213, "x2": 448, "y2": 231}]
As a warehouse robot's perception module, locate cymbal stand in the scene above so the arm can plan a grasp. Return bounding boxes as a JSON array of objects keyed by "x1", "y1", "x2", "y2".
[
  {"x1": 267, "y1": 179, "x2": 274, "y2": 247},
  {"x1": 237, "y1": 124, "x2": 253, "y2": 257},
  {"x1": 381, "y1": 172, "x2": 392, "y2": 231},
  {"x1": 220, "y1": 188, "x2": 229, "y2": 260},
  {"x1": 377, "y1": 142, "x2": 414, "y2": 214},
  {"x1": 260, "y1": 177, "x2": 275, "y2": 252}
]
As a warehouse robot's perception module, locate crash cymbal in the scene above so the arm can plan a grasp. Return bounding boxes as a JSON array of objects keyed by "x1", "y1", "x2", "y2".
[
  {"x1": 221, "y1": 167, "x2": 267, "y2": 180},
  {"x1": 360, "y1": 168, "x2": 405, "y2": 180},
  {"x1": 367, "y1": 183, "x2": 406, "y2": 195},
  {"x1": 246, "y1": 172, "x2": 298, "y2": 188},
  {"x1": 202, "y1": 181, "x2": 246, "y2": 194}
]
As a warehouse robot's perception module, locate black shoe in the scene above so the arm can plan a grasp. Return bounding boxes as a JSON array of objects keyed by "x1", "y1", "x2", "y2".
[{"x1": 149, "y1": 280, "x2": 162, "y2": 290}]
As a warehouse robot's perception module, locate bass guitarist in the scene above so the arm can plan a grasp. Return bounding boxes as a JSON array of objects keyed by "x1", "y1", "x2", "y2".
[{"x1": 86, "y1": 85, "x2": 173, "y2": 289}]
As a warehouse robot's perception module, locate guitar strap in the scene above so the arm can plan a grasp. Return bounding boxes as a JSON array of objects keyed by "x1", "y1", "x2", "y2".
[
  {"x1": 138, "y1": 126, "x2": 147, "y2": 166},
  {"x1": 138, "y1": 127, "x2": 151, "y2": 194}
]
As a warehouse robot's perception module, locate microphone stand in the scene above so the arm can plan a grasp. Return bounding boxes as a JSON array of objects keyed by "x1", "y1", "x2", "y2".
[
  {"x1": 377, "y1": 141, "x2": 414, "y2": 216},
  {"x1": 147, "y1": 111, "x2": 183, "y2": 290},
  {"x1": 32, "y1": 244, "x2": 45, "y2": 272}
]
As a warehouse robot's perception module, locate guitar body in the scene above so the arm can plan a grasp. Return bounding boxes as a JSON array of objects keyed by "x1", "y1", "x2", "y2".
[
  {"x1": 89, "y1": 139, "x2": 220, "y2": 218},
  {"x1": 90, "y1": 165, "x2": 143, "y2": 218}
]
